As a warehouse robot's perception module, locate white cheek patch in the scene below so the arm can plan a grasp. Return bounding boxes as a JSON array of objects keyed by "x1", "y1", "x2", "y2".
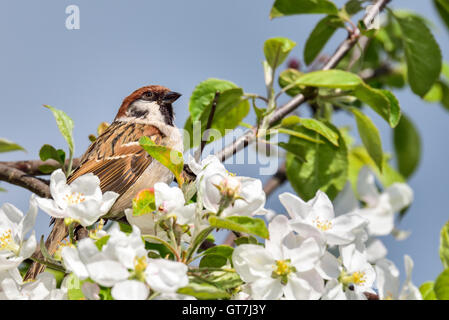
[{"x1": 127, "y1": 100, "x2": 165, "y2": 123}]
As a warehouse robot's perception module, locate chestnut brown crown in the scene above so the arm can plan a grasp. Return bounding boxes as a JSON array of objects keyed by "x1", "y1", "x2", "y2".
[{"x1": 115, "y1": 85, "x2": 181, "y2": 125}]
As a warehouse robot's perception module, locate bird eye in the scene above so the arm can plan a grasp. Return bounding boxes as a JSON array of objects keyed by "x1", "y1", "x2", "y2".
[{"x1": 142, "y1": 91, "x2": 153, "y2": 100}]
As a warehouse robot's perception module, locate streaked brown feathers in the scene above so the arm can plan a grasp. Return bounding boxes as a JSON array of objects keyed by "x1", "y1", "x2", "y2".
[{"x1": 68, "y1": 121, "x2": 163, "y2": 197}]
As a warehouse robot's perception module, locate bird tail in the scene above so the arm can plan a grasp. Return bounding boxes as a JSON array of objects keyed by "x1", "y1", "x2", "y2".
[{"x1": 24, "y1": 218, "x2": 68, "y2": 281}]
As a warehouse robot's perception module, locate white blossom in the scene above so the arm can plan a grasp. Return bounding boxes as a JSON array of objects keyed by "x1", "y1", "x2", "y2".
[
  {"x1": 35, "y1": 169, "x2": 119, "y2": 227},
  {"x1": 1, "y1": 272, "x2": 66, "y2": 300},
  {"x1": 189, "y1": 155, "x2": 266, "y2": 217},
  {"x1": 232, "y1": 215, "x2": 324, "y2": 300},
  {"x1": 356, "y1": 167, "x2": 413, "y2": 236},
  {"x1": 125, "y1": 183, "x2": 195, "y2": 236},
  {"x1": 61, "y1": 225, "x2": 145, "y2": 287},
  {"x1": 144, "y1": 258, "x2": 188, "y2": 294},
  {"x1": 0, "y1": 197, "x2": 37, "y2": 272},
  {"x1": 375, "y1": 255, "x2": 422, "y2": 300},
  {"x1": 279, "y1": 191, "x2": 367, "y2": 246}
]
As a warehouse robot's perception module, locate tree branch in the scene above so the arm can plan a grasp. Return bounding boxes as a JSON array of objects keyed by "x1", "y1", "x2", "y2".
[
  {"x1": 0, "y1": 158, "x2": 80, "y2": 176},
  {"x1": 0, "y1": 163, "x2": 50, "y2": 198},
  {"x1": 215, "y1": 0, "x2": 391, "y2": 162},
  {"x1": 221, "y1": 0, "x2": 391, "y2": 247}
]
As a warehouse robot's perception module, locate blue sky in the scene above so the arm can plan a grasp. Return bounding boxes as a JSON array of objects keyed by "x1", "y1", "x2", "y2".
[{"x1": 0, "y1": 0, "x2": 448, "y2": 286}]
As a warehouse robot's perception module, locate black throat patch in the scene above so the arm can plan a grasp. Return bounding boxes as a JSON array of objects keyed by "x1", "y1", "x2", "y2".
[{"x1": 159, "y1": 103, "x2": 174, "y2": 126}]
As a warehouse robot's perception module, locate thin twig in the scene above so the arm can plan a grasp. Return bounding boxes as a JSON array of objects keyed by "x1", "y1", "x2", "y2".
[
  {"x1": 214, "y1": 0, "x2": 390, "y2": 162},
  {"x1": 221, "y1": 0, "x2": 391, "y2": 247},
  {"x1": 195, "y1": 91, "x2": 220, "y2": 162}
]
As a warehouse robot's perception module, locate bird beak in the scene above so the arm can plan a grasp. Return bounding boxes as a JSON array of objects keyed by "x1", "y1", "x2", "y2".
[{"x1": 163, "y1": 91, "x2": 182, "y2": 103}]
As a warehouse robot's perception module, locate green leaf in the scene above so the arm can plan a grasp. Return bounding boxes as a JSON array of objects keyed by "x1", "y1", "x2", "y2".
[
  {"x1": 295, "y1": 70, "x2": 363, "y2": 89},
  {"x1": 43, "y1": 105, "x2": 75, "y2": 155},
  {"x1": 65, "y1": 273, "x2": 86, "y2": 300},
  {"x1": 139, "y1": 136, "x2": 184, "y2": 185},
  {"x1": 263, "y1": 37, "x2": 297, "y2": 70},
  {"x1": 440, "y1": 221, "x2": 449, "y2": 269},
  {"x1": 234, "y1": 235, "x2": 260, "y2": 246},
  {"x1": 424, "y1": 82, "x2": 444, "y2": 102},
  {"x1": 353, "y1": 83, "x2": 401, "y2": 127},
  {"x1": 270, "y1": 0, "x2": 338, "y2": 19},
  {"x1": 435, "y1": 269, "x2": 449, "y2": 300},
  {"x1": 201, "y1": 245, "x2": 234, "y2": 259},
  {"x1": 297, "y1": 118, "x2": 339, "y2": 146},
  {"x1": 189, "y1": 78, "x2": 236, "y2": 121},
  {"x1": 286, "y1": 123, "x2": 348, "y2": 201},
  {"x1": 118, "y1": 221, "x2": 133, "y2": 234},
  {"x1": 0, "y1": 138, "x2": 25, "y2": 153},
  {"x1": 203, "y1": 270, "x2": 244, "y2": 290},
  {"x1": 278, "y1": 142, "x2": 307, "y2": 162},
  {"x1": 132, "y1": 188, "x2": 156, "y2": 216},
  {"x1": 199, "y1": 245, "x2": 234, "y2": 268},
  {"x1": 348, "y1": 146, "x2": 405, "y2": 193},
  {"x1": 436, "y1": 0, "x2": 449, "y2": 12},
  {"x1": 208, "y1": 215, "x2": 269, "y2": 239},
  {"x1": 277, "y1": 128, "x2": 324, "y2": 144},
  {"x1": 37, "y1": 164, "x2": 59, "y2": 174},
  {"x1": 185, "y1": 79, "x2": 250, "y2": 148},
  {"x1": 278, "y1": 69, "x2": 304, "y2": 97},
  {"x1": 178, "y1": 277, "x2": 231, "y2": 300},
  {"x1": 95, "y1": 235, "x2": 110, "y2": 251},
  {"x1": 304, "y1": 15, "x2": 344, "y2": 65},
  {"x1": 281, "y1": 115, "x2": 301, "y2": 128},
  {"x1": 145, "y1": 242, "x2": 174, "y2": 259},
  {"x1": 379, "y1": 89, "x2": 401, "y2": 128},
  {"x1": 199, "y1": 255, "x2": 228, "y2": 268},
  {"x1": 343, "y1": 0, "x2": 366, "y2": 16},
  {"x1": 434, "y1": 0, "x2": 449, "y2": 31},
  {"x1": 394, "y1": 13, "x2": 442, "y2": 97},
  {"x1": 350, "y1": 108, "x2": 383, "y2": 172},
  {"x1": 39, "y1": 144, "x2": 65, "y2": 166},
  {"x1": 393, "y1": 114, "x2": 421, "y2": 179},
  {"x1": 420, "y1": 281, "x2": 437, "y2": 300}
]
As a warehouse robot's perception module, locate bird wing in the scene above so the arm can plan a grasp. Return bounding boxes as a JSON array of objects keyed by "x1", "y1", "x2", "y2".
[{"x1": 67, "y1": 121, "x2": 163, "y2": 196}]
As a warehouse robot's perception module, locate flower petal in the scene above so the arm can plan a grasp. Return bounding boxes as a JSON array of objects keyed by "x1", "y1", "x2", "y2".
[
  {"x1": 250, "y1": 277, "x2": 283, "y2": 300},
  {"x1": 112, "y1": 280, "x2": 149, "y2": 300},
  {"x1": 278, "y1": 192, "x2": 311, "y2": 220}
]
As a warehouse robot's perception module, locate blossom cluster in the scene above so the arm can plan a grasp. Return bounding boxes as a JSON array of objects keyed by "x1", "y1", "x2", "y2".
[{"x1": 0, "y1": 156, "x2": 421, "y2": 300}]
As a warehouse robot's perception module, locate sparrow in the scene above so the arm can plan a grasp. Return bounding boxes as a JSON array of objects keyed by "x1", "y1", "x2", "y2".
[{"x1": 25, "y1": 85, "x2": 183, "y2": 280}]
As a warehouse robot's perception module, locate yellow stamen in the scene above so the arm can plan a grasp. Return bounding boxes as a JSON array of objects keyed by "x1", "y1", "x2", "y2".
[
  {"x1": 351, "y1": 271, "x2": 367, "y2": 285},
  {"x1": 63, "y1": 192, "x2": 86, "y2": 205},
  {"x1": 272, "y1": 260, "x2": 296, "y2": 285},
  {"x1": 134, "y1": 256, "x2": 148, "y2": 274},
  {"x1": 0, "y1": 229, "x2": 19, "y2": 254},
  {"x1": 313, "y1": 217, "x2": 333, "y2": 231},
  {"x1": 340, "y1": 270, "x2": 367, "y2": 286}
]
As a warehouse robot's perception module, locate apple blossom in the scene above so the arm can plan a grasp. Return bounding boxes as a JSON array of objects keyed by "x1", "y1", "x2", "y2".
[
  {"x1": 375, "y1": 255, "x2": 422, "y2": 300},
  {"x1": 125, "y1": 182, "x2": 196, "y2": 237},
  {"x1": 189, "y1": 155, "x2": 266, "y2": 217},
  {"x1": 144, "y1": 258, "x2": 189, "y2": 293},
  {"x1": 279, "y1": 191, "x2": 367, "y2": 246},
  {"x1": 61, "y1": 225, "x2": 146, "y2": 287},
  {"x1": 1, "y1": 272, "x2": 66, "y2": 300},
  {"x1": 320, "y1": 242, "x2": 376, "y2": 300},
  {"x1": 232, "y1": 215, "x2": 324, "y2": 300},
  {"x1": 35, "y1": 169, "x2": 119, "y2": 227},
  {"x1": 356, "y1": 167, "x2": 413, "y2": 236},
  {"x1": 0, "y1": 197, "x2": 37, "y2": 272}
]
